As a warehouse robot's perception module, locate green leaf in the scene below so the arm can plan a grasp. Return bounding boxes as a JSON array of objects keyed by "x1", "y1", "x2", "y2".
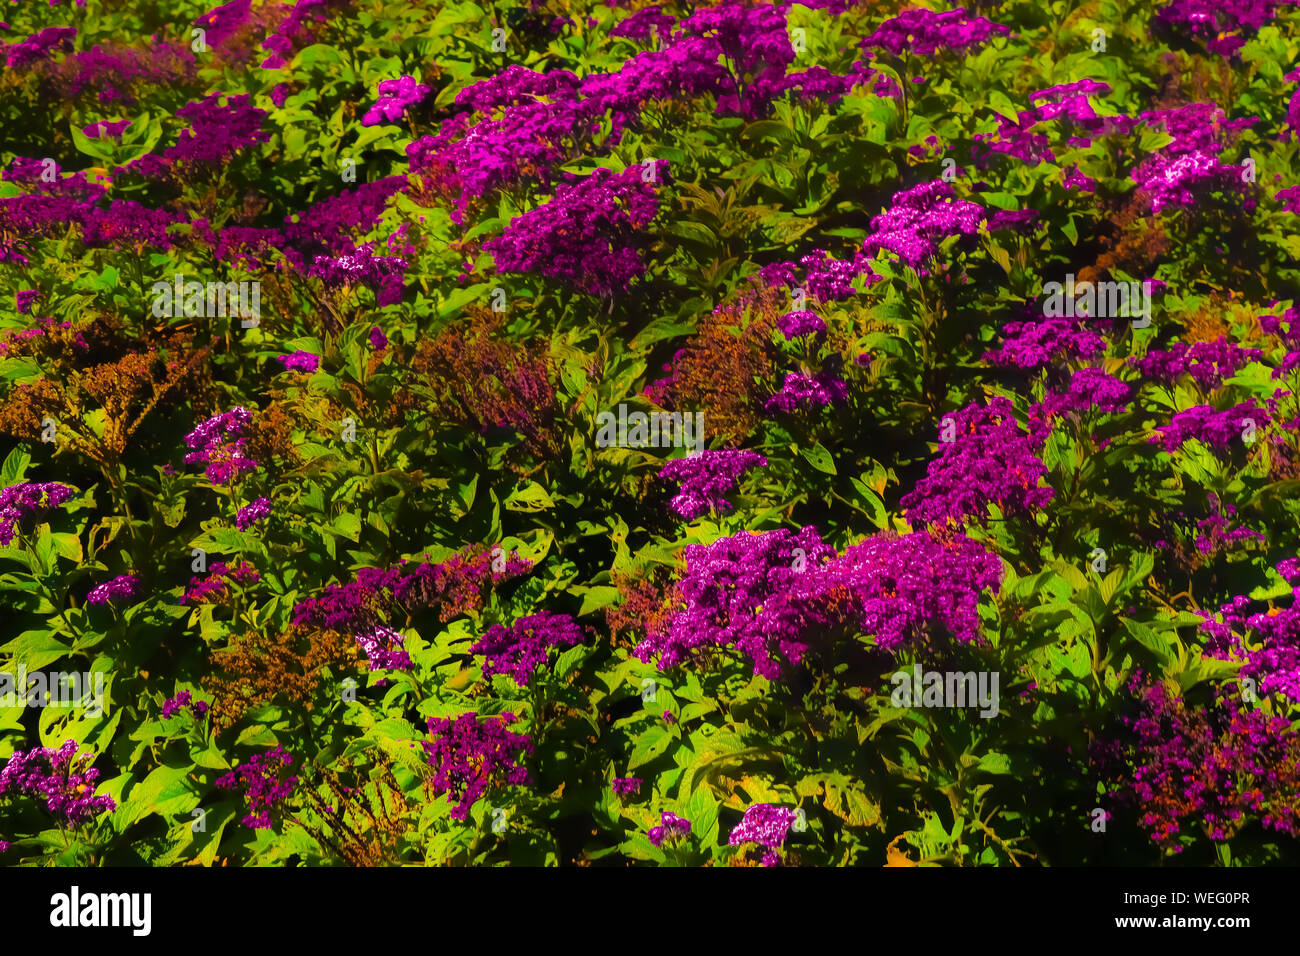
[
  {"x1": 988, "y1": 90, "x2": 1020, "y2": 122},
  {"x1": 1, "y1": 630, "x2": 71, "y2": 671},
  {"x1": 0, "y1": 447, "x2": 31, "y2": 485},
  {"x1": 113, "y1": 764, "x2": 196, "y2": 830},
  {"x1": 504, "y1": 482, "x2": 555, "y2": 512},
  {"x1": 332, "y1": 512, "x2": 362, "y2": 541},
  {"x1": 800, "y1": 442, "x2": 837, "y2": 475},
  {"x1": 572, "y1": 585, "x2": 620, "y2": 617},
  {"x1": 628, "y1": 725, "x2": 673, "y2": 770}
]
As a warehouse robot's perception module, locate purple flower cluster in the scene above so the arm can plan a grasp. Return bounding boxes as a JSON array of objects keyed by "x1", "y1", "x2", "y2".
[
  {"x1": 613, "y1": 776, "x2": 642, "y2": 798},
  {"x1": 4, "y1": 26, "x2": 76, "y2": 70},
  {"x1": 0, "y1": 740, "x2": 115, "y2": 824},
  {"x1": 901, "y1": 396, "x2": 1053, "y2": 528},
  {"x1": 1151, "y1": 402, "x2": 1269, "y2": 453},
  {"x1": 161, "y1": 690, "x2": 209, "y2": 718},
  {"x1": 216, "y1": 746, "x2": 297, "y2": 829},
  {"x1": 1047, "y1": 368, "x2": 1133, "y2": 415},
  {"x1": 129, "y1": 93, "x2": 269, "y2": 178},
  {"x1": 469, "y1": 611, "x2": 586, "y2": 687},
  {"x1": 1130, "y1": 337, "x2": 1264, "y2": 390},
  {"x1": 812, "y1": 530, "x2": 1004, "y2": 652},
  {"x1": 1152, "y1": 0, "x2": 1289, "y2": 57},
  {"x1": 973, "y1": 81, "x2": 1120, "y2": 167},
  {"x1": 983, "y1": 316, "x2": 1106, "y2": 369},
  {"x1": 658, "y1": 448, "x2": 768, "y2": 520},
  {"x1": 728, "y1": 803, "x2": 797, "y2": 865},
  {"x1": 276, "y1": 177, "x2": 409, "y2": 267},
  {"x1": 986, "y1": 208, "x2": 1040, "y2": 232},
  {"x1": 677, "y1": 1, "x2": 797, "y2": 117},
  {"x1": 637, "y1": 526, "x2": 1002, "y2": 676},
  {"x1": 1097, "y1": 679, "x2": 1300, "y2": 845},
  {"x1": 78, "y1": 200, "x2": 187, "y2": 251},
  {"x1": 862, "y1": 180, "x2": 985, "y2": 273},
  {"x1": 292, "y1": 547, "x2": 532, "y2": 635},
  {"x1": 777, "y1": 310, "x2": 826, "y2": 340},
  {"x1": 859, "y1": 7, "x2": 1010, "y2": 57},
  {"x1": 483, "y1": 162, "x2": 669, "y2": 296},
  {"x1": 194, "y1": 0, "x2": 252, "y2": 50},
  {"x1": 1062, "y1": 167, "x2": 1098, "y2": 192},
  {"x1": 234, "y1": 497, "x2": 271, "y2": 530},
  {"x1": 260, "y1": 0, "x2": 347, "y2": 69},
  {"x1": 1194, "y1": 510, "x2": 1265, "y2": 556},
  {"x1": 421, "y1": 712, "x2": 534, "y2": 820},
  {"x1": 83, "y1": 119, "x2": 131, "y2": 140},
  {"x1": 408, "y1": 70, "x2": 590, "y2": 225},
  {"x1": 355, "y1": 625, "x2": 413, "y2": 671},
  {"x1": 183, "y1": 407, "x2": 259, "y2": 485},
  {"x1": 1260, "y1": 304, "x2": 1300, "y2": 344},
  {"x1": 1136, "y1": 150, "x2": 1253, "y2": 215},
  {"x1": 759, "y1": 248, "x2": 881, "y2": 301},
  {"x1": 764, "y1": 369, "x2": 848, "y2": 414},
  {"x1": 182, "y1": 559, "x2": 260, "y2": 605},
  {"x1": 86, "y1": 573, "x2": 140, "y2": 606},
  {"x1": 1201, "y1": 562, "x2": 1300, "y2": 701},
  {"x1": 15, "y1": 289, "x2": 39, "y2": 314},
  {"x1": 1277, "y1": 185, "x2": 1300, "y2": 214},
  {"x1": 40, "y1": 39, "x2": 198, "y2": 107},
  {"x1": 1128, "y1": 103, "x2": 1255, "y2": 215},
  {"x1": 362, "y1": 74, "x2": 430, "y2": 126},
  {"x1": 636, "y1": 527, "x2": 835, "y2": 678},
  {"x1": 0, "y1": 481, "x2": 74, "y2": 545},
  {"x1": 610, "y1": 6, "x2": 675, "y2": 42},
  {"x1": 308, "y1": 247, "x2": 407, "y2": 305},
  {"x1": 275, "y1": 351, "x2": 320, "y2": 373},
  {"x1": 648, "y1": 810, "x2": 692, "y2": 847}
]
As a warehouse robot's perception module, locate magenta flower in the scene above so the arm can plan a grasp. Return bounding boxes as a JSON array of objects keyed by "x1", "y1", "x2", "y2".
[
  {"x1": 82, "y1": 119, "x2": 131, "y2": 139},
  {"x1": 308, "y1": 247, "x2": 407, "y2": 306},
  {"x1": 1046, "y1": 368, "x2": 1133, "y2": 415},
  {"x1": 275, "y1": 351, "x2": 319, "y2": 373},
  {"x1": 234, "y1": 497, "x2": 271, "y2": 530},
  {"x1": 86, "y1": 573, "x2": 140, "y2": 606},
  {"x1": 216, "y1": 746, "x2": 297, "y2": 829},
  {"x1": 647, "y1": 811, "x2": 691, "y2": 847},
  {"x1": 14, "y1": 289, "x2": 38, "y2": 314},
  {"x1": 355, "y1": 625, "x2": 413, "y2": 671},
  {"x1": 161, "y1": 690, "x2": 209, "y2": 718},
  {"x1": 613, "y1": 777, "x2": 642, "y2": 798},
  {"x1": 659, "y1": 449, "x2": 768, "y2": 520},
  {"x1": 4, "y1": 26, "x2": 76, "y2": 70},
  {"x1": 728, "y1": 803, "x2": 798, "y2": 865},
  {"x1": 422, "y1": 712, "x2": 534, "y2": 820},
  {"x1": 634, "y1": 527, "x2": 839, "y2": 678},
  {"x1": 860, "y1": 7, "x2": 1010, "y2": 57},
  {"x1": 764, "y1": 369, "x2": 848, "y2": 415},
  {"x1": 182, "y1": 560, "x2": 260, "y2": 605},
  {"x1": 1130, "y1": 337, "x2": 1263, "y2": 390},
  {"x1": 901, "y1": 396, "x2": 1054, "y2": 527},
  {"x1": 776, "y1": 310, "x2": 826, "y2": 340},
  {"x1": 129, "y1": 93, "x2": 269, "y2": 178},
  {"x1": 184, "y1": 407, "x2": 259, "y2": 485},
  {"x1": 0, "y1": 740, "x2": 115, "y2": 824},
  {"x1": 362, "y1": 74, "x2": 430, "y2": 126},
  {"x1": 1152, "y1": 402, "x2": 1269, "y2": 453},
  {"x1": 470, "y1": 611, "x2": 585, "y2": 687},
  {"x1": 483, "y1": 162, "x2": 670, "y2": 296},
  {"x1": 0, "y1": 481, "x2": 74, "y2": 546},
  {"x1": 983, "y1": 316, "x2": 1106, "y2": 369},
  {"x1": 862, "y1": 180, "x2": 985, "y2": 272}
]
